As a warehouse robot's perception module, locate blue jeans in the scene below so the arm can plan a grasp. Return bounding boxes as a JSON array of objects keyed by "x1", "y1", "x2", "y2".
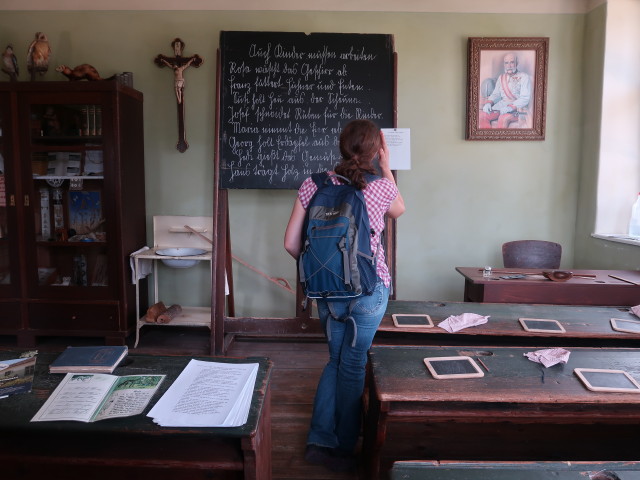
[{"x1": 307, "y1": 281, "x2": 390, "y2": 453}]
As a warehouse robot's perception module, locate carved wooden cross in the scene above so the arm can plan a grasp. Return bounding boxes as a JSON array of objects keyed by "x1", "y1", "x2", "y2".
[{"x1": 154, "y1": 38, "x2": 203, "y2": 153}]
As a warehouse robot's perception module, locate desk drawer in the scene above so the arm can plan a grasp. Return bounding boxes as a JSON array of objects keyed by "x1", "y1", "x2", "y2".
[{"x1": 28, "y1": 303, "x2": 119, "y2": 331}]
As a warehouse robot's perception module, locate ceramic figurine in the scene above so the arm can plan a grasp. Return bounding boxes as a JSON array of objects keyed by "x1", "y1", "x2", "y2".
[
  {"x1": 55, "y1": 64, "x2": 103, "y2": 81},
  {"x1": 27, "y1": 32, "x2": 51, "y2": 80},
  {"x1": 1, "y1": 45, "x2": 18, "y2": 81}
]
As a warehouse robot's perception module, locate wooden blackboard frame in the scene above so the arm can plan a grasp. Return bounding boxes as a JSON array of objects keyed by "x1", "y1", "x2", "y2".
[{"x1": 211, "y1": 32, "x2": 398, "y2": 354}]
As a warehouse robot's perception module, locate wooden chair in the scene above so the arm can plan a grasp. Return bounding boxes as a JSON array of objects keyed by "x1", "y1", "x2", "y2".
[{"x1": 502, "y1": 240, "x2": 562, "y2": 269}]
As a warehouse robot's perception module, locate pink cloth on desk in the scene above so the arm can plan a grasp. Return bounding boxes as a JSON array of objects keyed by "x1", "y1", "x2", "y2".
[
  {"x1": 524, "y1": 348, "x2": 571, "y2": 368},
  {"x1": 438, "y1": 313, "x2": 489, "y2": 333}
]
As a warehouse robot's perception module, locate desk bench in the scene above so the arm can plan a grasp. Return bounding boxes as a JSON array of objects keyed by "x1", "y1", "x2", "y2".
[
  {"x1": 390, "y1": 461, "x2": 640, "y2": 480},
  {"x1": 377, "y1": 300, "x2": 640, "y2": 347},
  {"x1": 0, "y1": 351, "x2": 272, "y2": 480},
  {"x1": 364, "y1": 345, "x2": 640, "y2": 479}
]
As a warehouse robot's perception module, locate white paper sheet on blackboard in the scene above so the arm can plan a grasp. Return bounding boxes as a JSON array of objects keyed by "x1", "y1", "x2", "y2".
[{"x1": 381, "y1": 128, "x2": 411, "y2": 170}]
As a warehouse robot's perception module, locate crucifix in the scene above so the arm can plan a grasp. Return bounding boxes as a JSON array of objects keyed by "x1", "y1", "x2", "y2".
[{"x1": 154, "y1": 38, "x2": 203, "y2": 153}]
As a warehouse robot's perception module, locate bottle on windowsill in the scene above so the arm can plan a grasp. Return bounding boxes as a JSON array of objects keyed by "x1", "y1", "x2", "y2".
[{"x1": 628, "y1": 192, "x2": 640, "y2": 237}]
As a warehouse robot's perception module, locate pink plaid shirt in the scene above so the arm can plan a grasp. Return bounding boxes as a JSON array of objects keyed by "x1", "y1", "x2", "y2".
[{"x1": 298, "y1": 172, "x2": 398, "y2": 287}]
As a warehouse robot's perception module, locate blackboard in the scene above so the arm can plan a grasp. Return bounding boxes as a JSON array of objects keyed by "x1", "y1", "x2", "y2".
[
  {"x1": 390, "y1": 462, "x2": 633, "y2": 480},
  {"x1": 218, "y1": 31, "x2": 395, "y2": 189}
]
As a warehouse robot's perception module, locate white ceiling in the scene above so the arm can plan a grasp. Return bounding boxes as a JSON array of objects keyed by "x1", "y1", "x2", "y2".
[{"x1": 0, "y1": 0, "x2": 606, "y2": 13}]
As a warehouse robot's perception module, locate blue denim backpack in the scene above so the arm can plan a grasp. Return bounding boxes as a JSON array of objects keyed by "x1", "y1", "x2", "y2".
[{"x1": 298, "y1": 172, "x2": 379, "y2": 300}]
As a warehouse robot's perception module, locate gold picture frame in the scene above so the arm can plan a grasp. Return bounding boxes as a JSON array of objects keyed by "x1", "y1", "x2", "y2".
[{"x1": 466, "y1": 37, "x2": 549, "y2": 140}]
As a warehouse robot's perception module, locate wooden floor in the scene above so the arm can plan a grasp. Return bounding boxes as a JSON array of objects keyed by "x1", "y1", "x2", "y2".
[{"x1": 131, "y1": 326, "x2": 364, "y2": 480}]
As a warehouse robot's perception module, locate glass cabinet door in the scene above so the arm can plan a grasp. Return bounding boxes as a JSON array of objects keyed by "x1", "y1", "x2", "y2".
[
  {"x1": 24, "y1": 97, "x2": 111, "y2": 299},
  {"x1": 0, "y1": 90, "x2": 19, "y2": 299}
]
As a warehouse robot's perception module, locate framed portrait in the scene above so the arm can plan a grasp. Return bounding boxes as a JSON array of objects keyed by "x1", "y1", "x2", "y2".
[{"x1": 466, "y1": 37, "x2": 549, "y2": 141}]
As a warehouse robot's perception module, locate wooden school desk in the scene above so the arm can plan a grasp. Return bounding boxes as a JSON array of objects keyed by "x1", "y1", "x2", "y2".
[
  {"x1": 377, "y1": 300, "x2": 640, "y2": 347},
  {"x1": 390, "y1": 461, "x2": 640, "y2": 480},
  {"x1": 455, "y1": 267, "x2": 640, "y2": 306},
  {"x1": 0, "y1": 351, "x2": 273, "y2": 480},
  {"x1": 363, "y1": 345, "x2": 640, "y2": 479}
]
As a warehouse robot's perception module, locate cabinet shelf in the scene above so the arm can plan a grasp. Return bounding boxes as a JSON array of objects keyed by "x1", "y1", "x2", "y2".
[
  {"x1": 36, "y1": 240, "x2": 107, "y2": 247},
  {"x1": 137, "y1": 306, "x2": 211, "y2": 328},
  {"x1": 32, "y1": 135, "x2": 102, "y2": 145},
  {"x1": 29, "y1": 144, "x2": 102, "y2": 153},
  {"x1": 33, "y1": 175, "x2": 104, "y2": 181}
]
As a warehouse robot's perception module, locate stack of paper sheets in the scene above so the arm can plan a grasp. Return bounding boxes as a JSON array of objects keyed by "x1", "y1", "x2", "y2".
[{"x1": 148, "y1": 359, "x2": 259, "y2": 427}]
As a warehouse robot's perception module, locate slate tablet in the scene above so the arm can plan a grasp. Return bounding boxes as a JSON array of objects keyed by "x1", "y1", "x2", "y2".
[
  {"x1": 610, "y1": 318, "x2": 640, "y2": 334},
  {"x1": 519, "y1": 318, "x2": 566, "y2": 333},
  {"x1": 392, "y1": 314, "x2": 434, "y2": 328},
  {"x1": 423, "y1": 356, "x2": 484, "y2": 379},
  {"x1": 574, "y1": 368, "x2": 640, "y2": 393}
]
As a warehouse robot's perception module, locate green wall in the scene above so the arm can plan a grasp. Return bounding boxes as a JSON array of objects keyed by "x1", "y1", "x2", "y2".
[{"x1": 0, "y1": 10, "x2": 595, "y2": 317}]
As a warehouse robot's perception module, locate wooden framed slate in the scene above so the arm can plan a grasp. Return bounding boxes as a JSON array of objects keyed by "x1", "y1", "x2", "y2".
[
  {"x1": 392, "y1": 314, "x2": 434, "y2": 328},
  {"x1": 423, "y1": 356, "x2": 484, "y2": 379},
  {"x1": 574, "y1": 368, "x2": 640, "y2": 393},
  {"x1": 519, "y1": 318, "x2": 566, "y2": 333},
  {"x1": 610, "y1": 318, "x2": 640, "y2": 334}
]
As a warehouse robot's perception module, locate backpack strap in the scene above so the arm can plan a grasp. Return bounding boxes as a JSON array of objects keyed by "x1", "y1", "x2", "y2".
[
  {"x1": 311, "y1": 172, "x2": 329, "y2": 189},
  {"x1": 326, "y1": 300, "x2": 359, "y2": 347},
  {"x1": 312, "y1": 172, "x2": 353, "y2": 189},
  {"x1": 314, "y1": 171, "x2": 379, "y2": 189},
  {"x1": 363, "y1": 172, "x2": 381, "y2": 184}
]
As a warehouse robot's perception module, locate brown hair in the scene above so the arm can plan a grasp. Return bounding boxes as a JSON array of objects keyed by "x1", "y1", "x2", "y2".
[{"x1": 334, "y1": 119, "x2": 380, "y2": 190}]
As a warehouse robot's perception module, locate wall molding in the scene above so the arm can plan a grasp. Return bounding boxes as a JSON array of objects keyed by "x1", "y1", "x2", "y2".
[{"x1": 2, "y1": 0, "x2": 606, "y2": 13}]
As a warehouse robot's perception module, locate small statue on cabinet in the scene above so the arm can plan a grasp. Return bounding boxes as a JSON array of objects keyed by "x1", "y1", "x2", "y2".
[
  {"x1": 27, "y1": 32, "x2": 51, "y2": 80},
  {"x1": 2, "y1": 45, "x2": 19, "y2": 81},
  {"x1": 55, "y1": 64, "x2": 103, "y2": 81}
]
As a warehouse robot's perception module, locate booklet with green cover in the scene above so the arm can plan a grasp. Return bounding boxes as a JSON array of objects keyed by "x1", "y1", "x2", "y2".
[{"x1": 31, "y1": 372, "x2": 165, "y2": 423}]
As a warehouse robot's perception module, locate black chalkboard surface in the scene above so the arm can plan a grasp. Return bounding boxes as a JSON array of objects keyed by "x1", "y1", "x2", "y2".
[{"x1": 218, "y1": 31, "x2": 395, "y2": 189}]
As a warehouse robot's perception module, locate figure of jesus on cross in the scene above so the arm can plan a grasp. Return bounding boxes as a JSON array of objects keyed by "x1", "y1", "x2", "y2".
[{"x1": 155, "y1": 38, "x2": 203, "y2": 152}]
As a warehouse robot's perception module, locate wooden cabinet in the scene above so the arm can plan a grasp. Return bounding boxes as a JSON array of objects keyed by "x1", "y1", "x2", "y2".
[{"x1": 0, "y1": 81, "x2": 146, "y2": 346}]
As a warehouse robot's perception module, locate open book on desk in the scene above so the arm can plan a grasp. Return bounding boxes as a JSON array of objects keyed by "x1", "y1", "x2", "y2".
[
  {"x1": 31, "y1": 373, "x2": 165, "y2": 423},
  {"x1": 148, "y1": 359, "x2": 258, "y2": 427}
]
